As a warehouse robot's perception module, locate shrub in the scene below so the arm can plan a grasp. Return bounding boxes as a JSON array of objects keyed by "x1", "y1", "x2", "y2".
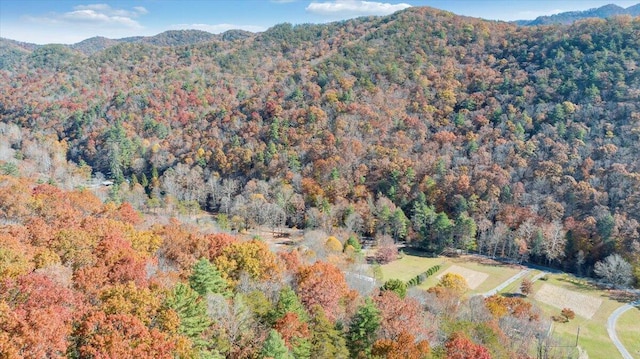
[
  {"x1": 325, "y1": 236, "x2": 343, "y2": 252},
  {"x1": 381, "y1": 279, "x2": 408, "y2": 298},
  {"x1": 561, "y1": 308, "x2": 575, "y2": 321}
]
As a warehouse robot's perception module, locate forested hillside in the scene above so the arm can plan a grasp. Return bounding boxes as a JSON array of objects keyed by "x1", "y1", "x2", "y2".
[{"x1": 1, "y1": 7, "x2": 639, "y2": 285}]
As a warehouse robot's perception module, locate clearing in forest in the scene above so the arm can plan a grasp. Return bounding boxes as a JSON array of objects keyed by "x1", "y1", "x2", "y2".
[
  {"x1": 534, "y1": 283, "x2": 602, "y2": 319},
  {"x1": 436, "y1": 265, "x2": 489, "y2": 290}
]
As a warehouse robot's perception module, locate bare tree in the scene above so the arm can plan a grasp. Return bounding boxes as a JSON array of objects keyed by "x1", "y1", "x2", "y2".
[
  {"x1": 542, "y1": 220, "x2": 566, "y2": 265},
  {"x1": 594, "y1": 254, "x2": 633, "y2": 287}
]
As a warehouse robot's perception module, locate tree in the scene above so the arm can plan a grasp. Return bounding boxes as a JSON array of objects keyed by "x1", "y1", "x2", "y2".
[
  {"x1": 308, "y1": 306, "x2": 349, "y2": 359},
  {"x1": 261, "y1": 329, "x2": 293, "y2": 359},
  {"x1": 347, "y1": 298, "x2": 381, "y2": 358},
  {"x1": 75, "y1": 311, "x2": 178, "y2": 359},
  {"x1": 273, "y1": 312, "x2": 311, "y2": 359},
  {"x1": 295, "y1": 261, "x2": 349, "y2": 321},
  {"x1": 0, "y1": 273, "x2": 81, "y2": 359},
  {"x1": 374, "y1": 291, "x2": 428, "y2": 341},
  {"x1": 594, "y1": 254, "x2": 633, "y2": 287},
  {"x1": 381, "y1": 279, "x2": 407, "y2": 299},
  {"x1": 269, "y1": 286, "x2": 309, "y2": 324},
  {"x1": 436, "y1": 273, "x2": 469, "y2": 295},
  {"x1": 189, "y1": 258, "x2": 230, "y2": 297},
  {"x1": 214, "y1": 239, "x2": 281, "y2": 284},
  {"x1": 541, "y1": 220, "x2": 566, "y2": 265},
  {"x1": 520, "y1": 278, "x2": 533, "y2": 296},
  {"x1": 163, "y1": 283, "x2": 211, "y2": 350},
  {"x1": 371, "y1": 331, "x2": 430, "y2": 359},
  {"x1": 374, "y1": 234, "x2": 398, "y2": 264},
  {"x1": 444, "y1": 332, "x2": 491, "y2": 359}
]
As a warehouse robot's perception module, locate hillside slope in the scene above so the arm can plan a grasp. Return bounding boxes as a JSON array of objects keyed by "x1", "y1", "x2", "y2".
[{"x1": 1, "y1": 7, "x2": 639, "y2": 284}]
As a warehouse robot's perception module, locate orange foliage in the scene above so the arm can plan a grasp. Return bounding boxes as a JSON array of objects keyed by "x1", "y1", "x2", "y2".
[
  {"x1": 0, "y1": 273, "x2": 82, "y2": 358},
  {"x1": 295, "y1": 261, "x2": 349, "y2": 321},
  {"x1": 76, "y1": 312, "x2": 178, "y2": 359},
  {"x1": 371, "y1": 331, "x2": 430, "y2": 359},
  {"x1": 374, "y1": 291, "x2": 428, "y2": 340},
  {"x1": 445, "y1": 331, "x2": 491, "y2": 359}
]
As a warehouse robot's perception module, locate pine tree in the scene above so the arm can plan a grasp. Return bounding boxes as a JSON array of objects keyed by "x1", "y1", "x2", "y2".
[
  {"x1": 347, "y1": 298, "x2": 381, "y2": 358},
  {"x1": 261, "y1": 329, "x2": 293, "y2": 359},
  {"x1": 268, "y1": 286, "x2": 309, "y2": 324},
  {"x1": 309, "y1": 305, "x2": 349, "y2": 359},
  {"x1": 189, "y1": 258, "x2": 230, "y2": 297},
  {"x1": 164, "y1": 282, "x2": 211, "y2": 349}
]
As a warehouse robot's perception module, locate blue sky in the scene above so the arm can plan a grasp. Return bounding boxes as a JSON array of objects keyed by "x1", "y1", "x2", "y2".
[{"x1": 1, "y1": 0, "x2": 638, "y2": 44}]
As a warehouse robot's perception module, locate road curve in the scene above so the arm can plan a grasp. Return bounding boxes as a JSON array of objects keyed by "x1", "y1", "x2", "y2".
[{"x1": 607, "y1": 300, "x2": 639, "y2": 359}]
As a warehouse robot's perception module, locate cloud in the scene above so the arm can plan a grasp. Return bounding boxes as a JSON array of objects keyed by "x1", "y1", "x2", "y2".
[
  {"x1": 170, "y1": 23, "x2": 267, "y2": 34},
  {"x1": 306, "y1": 0, "x2": 411, "y2": 17},
  {"x1": 24, "y1": 3, "x2": 147, "y2": 29}
]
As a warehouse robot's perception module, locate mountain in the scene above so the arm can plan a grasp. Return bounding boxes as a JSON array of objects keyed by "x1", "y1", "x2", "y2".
[
  {"x1": 1, "y1": 6, "x2": 640, "y2": 285},
  {"x1": 1, "y1": 29, "x2": 247, "y2": 59},
  {"x1": 516, "y1": 3, "x2": 640, "y2": 25},
  {"x1": 71, "y1": 36, "x2": 121, "y2": 55}
]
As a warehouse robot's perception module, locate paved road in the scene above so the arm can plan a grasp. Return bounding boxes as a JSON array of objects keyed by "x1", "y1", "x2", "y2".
[
  {"x1": 607, "y1": 300, "x2": 640, "y2": 359},
  {"x1": 483, "y1": 269, "x2": 531, "y2": 297}
]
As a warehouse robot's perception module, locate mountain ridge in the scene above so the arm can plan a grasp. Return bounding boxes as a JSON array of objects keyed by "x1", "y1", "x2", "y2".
[
  {"x1": 516, "y1": 3, "x2": 640, "y2": 25},
  {"x1": 0, "y1": 5, "x2": 639, "y2": 285}
]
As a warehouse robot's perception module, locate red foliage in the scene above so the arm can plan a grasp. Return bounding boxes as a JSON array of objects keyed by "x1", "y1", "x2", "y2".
[
  {"x1": 374, "y1": 291, "x2": 428, "y2": 340},
  {"x1": 0, "y1": 273, "x2": 82, "y2": 358},
  {"x1": 277, "y1": 249, "x2": 302, "y2": 273},
  {"x1": 205, "y1": 232, "x2": 238, "y2": 260},
  {"x1": 274, "y1": 312, "x2": 310, "y2": 348},
  {"x1": 77, "y1": 311, "x2": 176, "y2": 359},
  {"x1": 445, "y1": 332, "x2": 491, "y2": 359},
  {"x1": 114, "y1": 202, "x2": 142, "y2": 225},
  {"x1": 372, "y1": 331, "x2": 430, "y2": 359},
  {"x1": 295, "y1": 261, "x2": 349, "y2": 321},
  {"x1": 74, "y1": 233, "x2": 147, "y2": 294}
]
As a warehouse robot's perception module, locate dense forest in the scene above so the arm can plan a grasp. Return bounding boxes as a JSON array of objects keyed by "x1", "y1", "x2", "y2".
[
  {"x1": 1, "y1": 6, "x2": 640, "y2": 357},
  {"x1": 1, "y1": 6, "x2": 639, "y2": 283},
  {"x1": 1, "y1": 176, "x2": 552, "y2": 358}
]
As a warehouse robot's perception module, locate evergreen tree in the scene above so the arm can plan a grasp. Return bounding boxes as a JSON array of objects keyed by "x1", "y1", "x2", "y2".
[
  {"x1": 309, "y1": 305, "x2": 349, "y2": 359},
  {"x1": 381, "y1": 279, "x2": 407, "y2": 299},
  {"x1": 269, "y1": 286, "x2": 309, "y2": 324},
  {"x1": 347, "y1": 298, "x2": 381, "y2": 358},
  {"x1": 261, "y1": 329, "x2": 293, "y2": 359},
  {"x1": 189, "y1": 258, "x2": 230, "y2": 297},
  {"x1": 164, "y1": 282, "x2": 211, "y2": 349}
]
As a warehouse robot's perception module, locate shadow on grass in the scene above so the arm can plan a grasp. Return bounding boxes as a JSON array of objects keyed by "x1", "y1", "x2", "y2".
[
  {"x1": 556, "y1": 275, "x2": 598, "y2": 291},
  {"x1": 456, "y1": 255, "x2": 519, "y2": 268},
  {"x1": 501, "y1": 292, "x2": 526, "y2": 298},
  {"x1": 401, "y1": 247, "x2": 439, "y2": 258},
  {"x1": 604, "y1": 289, "x2": 640, "y2": 304}
]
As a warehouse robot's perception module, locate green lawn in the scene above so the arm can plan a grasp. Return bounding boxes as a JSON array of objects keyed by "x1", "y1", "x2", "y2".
[
  {"x1": 379, "y1": 252, "x2": 446, "y2": 282},
  {"x1": 497, "y1": 270, "x2": 543, "y2": 294},
  {"x1": 379, "y1": 253, "x2": 522, "y2": 295},
  {"x1": 381, "y1": 256, "x2": 639, "y2": 358},
  {"x1": 444, "y1": 258, "x2": 522, "y2": 294},
  {"x1": 617, "y1": 305, "x2": 640, "y2": 358},
  {"x1": 529, "y1": 274, "x2": 636, "y2": 359}
]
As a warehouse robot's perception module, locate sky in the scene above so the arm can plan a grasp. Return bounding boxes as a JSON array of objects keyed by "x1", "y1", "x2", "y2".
[{"x1": 1, "y1": 0, "x2": 639, "y2": 44}]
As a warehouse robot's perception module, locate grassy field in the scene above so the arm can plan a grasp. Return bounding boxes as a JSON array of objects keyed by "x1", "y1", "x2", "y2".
[
  {"x1": 529, "y1": 274, "x2": 639, "y2": 359},
  {"x1": 379, "y1": 252, "x2": 522, "y2": 294},
  {"x1": 379, "y1": 252, "x2": 445, "y2": 282},
  {"x1": 616, "y1": 305, "x2": 640, "y2": 358},
  {"x1": 497, "y1": 269, "x2": 543, "y2": 294},
  {"x1": 379, "y1": 253, "x2": 640, "y2": 358}
]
